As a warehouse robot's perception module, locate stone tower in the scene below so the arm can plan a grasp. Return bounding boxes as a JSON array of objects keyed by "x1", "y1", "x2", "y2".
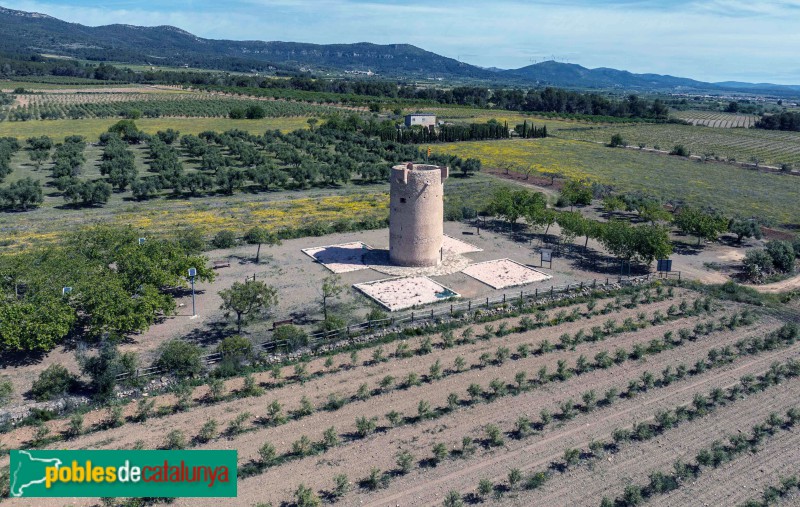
[{"x1": 389, "y1": 162, "x2": 449, "y2": 267}]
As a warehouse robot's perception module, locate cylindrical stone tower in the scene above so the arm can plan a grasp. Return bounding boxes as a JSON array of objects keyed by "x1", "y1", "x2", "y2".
[{"x1": 389, "y1": 162, "x2": 449, "y2": 267}]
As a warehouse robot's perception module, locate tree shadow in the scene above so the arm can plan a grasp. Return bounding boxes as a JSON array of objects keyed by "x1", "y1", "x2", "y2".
[
  {"x1": 288, "y1": 310, "x2": 312, "y2": 325},
  {"x1": 0, "y1": 348, "x2": 48, "y2": 367},
  {"x1": 182, "y1": 321, "x2": 236, "y2": 348},
  {"x1": 554, "y1": 243, "x2": 650, "y2": 277},
  {"x1": 671, "y1": 240, "x2": 704, "y2": 256}
]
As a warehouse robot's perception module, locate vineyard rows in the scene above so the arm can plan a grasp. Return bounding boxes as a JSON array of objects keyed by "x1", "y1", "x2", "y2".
[
  {"x1": 559, "y1": 122, "x2": 800, "y2": 167},
  {"x1": 2, "y1": 284, "x2": 797, "y2": 507},
  {"x1": 671, "y1": 110, "x2": 759, "y2": 128},
  {"x1": 2, "y1": 92, "x2": 339, "y2": 121}
]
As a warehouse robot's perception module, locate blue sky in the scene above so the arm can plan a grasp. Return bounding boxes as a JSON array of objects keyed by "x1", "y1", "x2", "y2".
[{"x1": 4, "y1": 0, "x2": 800, "y2": 84}]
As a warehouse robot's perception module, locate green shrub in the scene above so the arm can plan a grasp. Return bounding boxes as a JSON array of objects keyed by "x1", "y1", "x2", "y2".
[
  {"x1": 294, "y1": 483, "x2": 321, "y2": 507},
  {"x1": 216, "y1": 335, "x2": 253, "y2": 364},
  {"x1": 332, "y1": 473, "x2": 350, "y2": 498},
  {"x1": 78, "y1": 341, "x2": 138, "y2": 400},
  {"x1": 356, "y1": 416, "x2": 377, "y2": 437},
  {"x1": 0, "y1": 377, "x2": 11, "y2": 406},
  {"x1": 322, "y1": 426, "x2": 339, "y2": 448},
  {"x1": 212, "y1": 230, "x2": 237, "y2": 249},
  {"x1": 274, "y1": 325, "x2": 308, "y2": 352},
  {"x1": 670, "y1": 144, "x2": 690, "y2": 157},
  {"x1": 396, "y1": 450, "x2": 414, "y2": 474},
  {"x1": 485, "y1": 424, "x2": 504, "y2": 446},
  {"x1": 30, "y1": 364, "x2": 77, "y2": 401},
  {"x1": 155, "y1": 339, "x2": 203, "y2": 378},
  {"x1": 443, "y1": 490, "x2": 463, "y2": 507},
  {"x1": 478, "y1": 478, "x2": 493, "y2": 497},
  {"x1": 197, "y1": 419, "x2": 218, "y2": 443},
  {"x1": 431, "y1": 442, "x2": 448, "y2": 464},
  {"x1": 608, "y1": 133, "x2": 626, "y2": 147},
  {"x1": 226, "y1": 412, "x2": 250, "y2": 436},
  {"x1": 164, "y1": 429, "x2": 186, "y2": 450},
  {"x1": 766, "y1": 240, "x2": 796, "y2": 273}
]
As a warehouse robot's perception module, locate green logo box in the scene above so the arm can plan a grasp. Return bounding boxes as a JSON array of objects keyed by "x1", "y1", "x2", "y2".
[{"x1": 10, "y1": 450, "x2": 237, "y2": 498}]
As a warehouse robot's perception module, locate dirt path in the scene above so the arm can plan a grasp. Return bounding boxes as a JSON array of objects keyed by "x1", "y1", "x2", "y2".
[
  {"x1": 747, "y1": 273, "x2": 800, "y2": 293},
  {"x1": 0, "y1": 295, "x2": 685, "y2": 447}
]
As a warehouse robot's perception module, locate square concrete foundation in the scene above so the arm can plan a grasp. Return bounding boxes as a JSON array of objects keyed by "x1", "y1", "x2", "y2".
[
  {"x1": 301, "y1": 242, "x2": 373, "y2": 273},
  {"x1": 461, "y1": 258, "x2": 552, "y2": 289},
  {"x1": 353, "y1": 276, "x2": 460, "y2": 311},
  {"x1": 442, "y1": 235, "x2": 483, "y2": 254}
]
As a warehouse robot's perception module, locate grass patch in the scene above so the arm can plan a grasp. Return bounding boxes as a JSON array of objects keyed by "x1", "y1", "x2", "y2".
[
  {"x1": 430, "y1": 137, "x2": 800, "y2": 228},
  {"x1": 559, "y1": 122, "x2": 800, "y2": 168}
]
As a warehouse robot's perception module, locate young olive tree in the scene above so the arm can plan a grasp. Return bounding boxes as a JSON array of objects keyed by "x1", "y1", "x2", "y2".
[{"x1": 219, "y1": 280, "x2": 278, "y2": 333}]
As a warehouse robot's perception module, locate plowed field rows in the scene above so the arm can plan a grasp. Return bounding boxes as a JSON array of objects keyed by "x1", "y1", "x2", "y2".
[
  {"x1": 671, "y1": 110, "x2": 758, "y2": 128},
  {"x1": 4, "y1": 287, "x2": 796, "y2": 507},
  {"x1": 651, "y1": 428, "x2": 800, "y2": 506}
]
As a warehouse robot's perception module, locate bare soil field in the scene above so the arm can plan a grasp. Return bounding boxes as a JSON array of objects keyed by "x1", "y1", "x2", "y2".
[
  {"x1": 349, "y1": 331, "x2": 797, "y2": 507},
  {"x1": 3, "y1": 282, "x2": 795, "y2": 507},
  {"x1": 0, "y1": 294, "x2": 691, "y2": 450},
  {"x1": 651, "y1": 428, "x2": 800, "y2": 506},
  {"x1": 517, "y1": 373, "x2": 800, "y2": 506}
]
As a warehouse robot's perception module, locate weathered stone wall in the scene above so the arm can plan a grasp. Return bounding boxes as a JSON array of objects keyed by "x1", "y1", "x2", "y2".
[{"x1": 389, "y1": 163, "x2": 448, "y2": 267}]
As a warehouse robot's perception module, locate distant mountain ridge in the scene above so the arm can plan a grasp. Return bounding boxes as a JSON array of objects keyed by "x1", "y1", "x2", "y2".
[
  {"x1": 0, "y1": 4, "x2": 797, "y2": 94},
  {"x1": 0, "y1": 5, "x2": 496, "y2": 79},
  {"x1": 503, "y1": 61, "x2": 800, "y2": 94}
]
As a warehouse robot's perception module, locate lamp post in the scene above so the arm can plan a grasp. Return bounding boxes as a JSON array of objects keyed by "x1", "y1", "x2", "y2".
[{"x1": 188, "y1": 267, "x2": 197, "y2": 318}]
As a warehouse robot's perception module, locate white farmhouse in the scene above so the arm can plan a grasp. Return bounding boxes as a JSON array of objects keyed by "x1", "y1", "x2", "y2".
[{"x1": 404, "y1": 113, "x2": 437, "y2": 128}]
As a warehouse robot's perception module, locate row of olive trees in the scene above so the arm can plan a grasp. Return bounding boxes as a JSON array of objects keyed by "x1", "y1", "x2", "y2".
[{"x1": 485, "y1": 187, "x2": 673, "y2": 265}]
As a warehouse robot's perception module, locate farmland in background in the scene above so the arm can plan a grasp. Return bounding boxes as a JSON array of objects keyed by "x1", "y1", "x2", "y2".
[
  {"x1": 422, "y1": 107, "x2": 608, "y2": 130},
  {"x1": 0, "y1": 116, "x2": 316, "y2": 139},
  {"x1": 0, "y1": 78, "x2": 131, "y2": 90},
  {"x1": 557, "y1": 122, "x2": 800, "y2": 168},
  {"x1": 431, "y1": 137, "x2": 800, "y2": 227},
  {"x1": 671, "y1": 110, "x2": 759, "y2": 128},
  {"x1": 2, "y1": 91, "x2": 341, "y2": 121}
]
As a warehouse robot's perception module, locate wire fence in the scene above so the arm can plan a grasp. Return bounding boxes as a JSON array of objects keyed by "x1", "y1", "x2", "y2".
[{"x1": 116, "y1": 273, "x2": 654, "y2": 382}]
